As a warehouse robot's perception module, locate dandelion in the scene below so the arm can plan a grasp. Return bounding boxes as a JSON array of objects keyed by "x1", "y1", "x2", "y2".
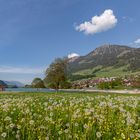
[
  {"x1": 96, "y1": 132, "x2": 102, "y2": 138},
  {"x1": 1, "y1": 93, "x2": 140, "y2": 139},
  {"x1": 17, "y1": 130, "x2": 20, "y2": 134},
  {"x1": 121, "y1": 133, "x2": 125, "y2": 139},
  {"x1": 21, "y1": 118, "x2": 25, "y2": 122},
  {"x1": 130, "y1": 133, "x2": 134, "y2": 138},
  {"x1": 4, "y1": 116, "x2": 11, "y2": 121},
  {"x1": 17, "y1": 125, "x2": 21, "y2": 129},
  {"x1": 10, "y1": 123, "x2": 15, "y2": 128},
  {"x1": 50, "y1": 112, "x2": 53, "y2": 117},
  {"x1": 25, "y1": 109, "x2": 30, "y2": 114},
  {"x1": 75, "y1": 122, "x2": 79, "y2": 127},
  {"x1": 66, "y1": 123, "x2": 70, "y2": 127},
  {"x1": 136, "y1": 133, "x2": 140, "y2": 138},
  {"x1": 29, "y1": 120, "x2": 34, "y2": 125},
  {"x1": 121, "y1": 120, "x2": 125, "y2": 124},
  {"x1": 83, "y1": 124, "x2": 88, "y2": 129},
  {"x1": 1, "y1": 132, "x2": 7, "y2": 138},
  {"x1": 16, "y1": 134, "x2": 20, "y2": 139},
  {"x1": 58, "y1": 130, "x2": 63, "y2": 135},
  {"x1": 64, "y1": 129, "x2": 69, "y2": 134}
]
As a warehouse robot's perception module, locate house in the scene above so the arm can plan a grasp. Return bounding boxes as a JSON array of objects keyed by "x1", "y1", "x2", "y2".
[{"x1": 0, "y1": 85, "x2": 5, "y2": 91}]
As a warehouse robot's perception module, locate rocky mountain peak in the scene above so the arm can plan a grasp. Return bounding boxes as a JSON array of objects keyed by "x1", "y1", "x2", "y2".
[
  {"x1": 69, "y1": 44, "x2": 140, "y2": 73},
  {"x1": 88, "y1": 44, "x2": 132, "y2": 57}
]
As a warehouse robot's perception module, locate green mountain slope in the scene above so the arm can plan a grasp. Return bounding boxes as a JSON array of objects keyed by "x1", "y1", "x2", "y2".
[{"x1": 69, "y1": 44, "x2": 140, "y2": 80}]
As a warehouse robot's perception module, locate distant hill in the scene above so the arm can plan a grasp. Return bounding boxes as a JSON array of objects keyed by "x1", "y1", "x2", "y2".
[
  {"x1": 0, "y1": 80, "x2": 24, "y2": 88},
  {"x1": 69, "y1": 44, "x2": 140, "y2": 80},
  {"x1": 4, "y1": 81, "x2": 24, "y2": 87},
  {"x1": 0, "y1": 80, "x2": 7, "y2": 87}
]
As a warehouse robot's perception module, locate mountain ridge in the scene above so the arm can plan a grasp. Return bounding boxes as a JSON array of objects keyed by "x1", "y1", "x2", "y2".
[
  {"x1": 0, "y1": 80, "x2": 24, "y2": 87},
  {"x1": 69, "y1": 44, "x2": 140, "y2": 75}
]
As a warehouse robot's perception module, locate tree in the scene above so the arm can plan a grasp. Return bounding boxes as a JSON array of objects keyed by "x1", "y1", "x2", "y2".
[
  {"x1": 31, "y1": 78, "x2": 45, "y2": 88},
  {"x1": 44, "y1": 57, "x2": 71, "y2": 91}
]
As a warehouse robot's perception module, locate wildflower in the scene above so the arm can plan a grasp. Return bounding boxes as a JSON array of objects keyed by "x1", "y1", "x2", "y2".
[
  {"x1": 10, "y1": 123, "x2": 15, "y2": 128},
  {"x1": 45, "y1": 117, "x2": 49, "y2": 121},
  {"x1": 29, "y1": 120, "x2": 34, "y2": 125},
  {"x1": 75, "y1": 123, "x2": 79, "y2": 127},
  {"x1": 136, "y1": 133, "x2": 140, "y2": 138},
  {"x1": 66, "y1": 123, "x2": 70, "y2": 127},
  {"x1": 25, "y1": 109, "x2": 30, "y2": 114},
  {"x1": 13, "y1": 108, "x2": 16, "y2": 111},
  {"x1": 58, "y1": 130, "x2": 63, "y2": 135},
  {"x1": 4, "y1": 116, "x2": 11, "y2": 121},
  {"x1": 21, "y1": 118, "x2": 25, "y2": 122},
  {"x1": 121, "y1": 133, "x2": 125, "y2": 139},
  {"x1": 96, "y1": 132, "x2": 102, "y2": 138},
  {"x1": 1, "y1": 132, "x2": 7, "y2": 138},
  {"x1": 17, "y1": 125, "x2": 21, "y2": 129},
  {"x1": 121, "y1": 120, "x2": 125, "y2": 124},
  {"x1": 83, "y1": 124, "x2": 88, "y2": 129},
  {"x1": 130, "y1": 133, "x2": 134, "y2": 138},
  {"x1": 50, "y1": 112, "x2": 53, "y2": 117},
  {"x1": 64, "y1": 129, "x2": 69, "y2": 134},
  {"x1": 16, "y1": 134, "x2": 20, "y2": 139},
  {"x1": 17, "y1": 130, "x2": 20, "y2": 134}
]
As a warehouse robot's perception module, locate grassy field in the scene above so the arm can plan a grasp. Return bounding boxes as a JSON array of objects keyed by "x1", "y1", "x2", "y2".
[
  {"x1": 73, "y1": 66, "x2": 140, "y2": 77},
  {"x1": 1, "y1": 92, "x2": 140, "y2": 140}
]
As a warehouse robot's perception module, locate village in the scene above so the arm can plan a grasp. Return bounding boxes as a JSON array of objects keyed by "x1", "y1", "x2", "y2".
[{"x1": 71, "y1": 75, "x2": 140, "y2": 89}]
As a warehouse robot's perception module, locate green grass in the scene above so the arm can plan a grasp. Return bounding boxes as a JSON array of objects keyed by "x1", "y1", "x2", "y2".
[
  {"x1": 1, "y1": 92, "x2": 140, "y2": 140},
  {"x1": 73, "y1": 66, "x2": 140, "y2": 78},
  {"x1": 73, "y1": 66, "x2": 102, "y2": 75}
]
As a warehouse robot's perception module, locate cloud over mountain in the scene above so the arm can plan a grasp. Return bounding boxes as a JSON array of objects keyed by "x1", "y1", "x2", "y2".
[
  {"x1": 132, "y1": 38, "x2": 140, "y2": 48},
  {"x1": 75, "y1": 9, "x2": 117, "y2": 35},
  {"x1": 68, "y1": 53, "x2": 80, "y2": 59},
  {"x1": 134, "y1": 38, "x2": 140, "y2": 44}
]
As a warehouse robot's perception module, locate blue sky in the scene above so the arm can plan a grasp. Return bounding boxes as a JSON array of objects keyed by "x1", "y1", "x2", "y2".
[{"x1": 0, "y1": 0, "x2": 140, "y2": 84}]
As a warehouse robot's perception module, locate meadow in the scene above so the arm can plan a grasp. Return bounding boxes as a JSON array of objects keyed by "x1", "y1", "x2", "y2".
[
  {"x1": 73, "y1": 66, "x2": 140, "y2": 78},
  {"x1": 0, "y1": 92, "x2": 140, "y2": 140}
]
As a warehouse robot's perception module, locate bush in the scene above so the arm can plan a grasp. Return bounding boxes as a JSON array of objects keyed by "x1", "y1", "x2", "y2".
[{"x1": 97, "y1": 78, "x2": 123, "y2": 89}]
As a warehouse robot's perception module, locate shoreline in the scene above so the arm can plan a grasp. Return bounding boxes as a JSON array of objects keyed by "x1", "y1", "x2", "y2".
[{"x1": 0, "y1": 88, "x2": 140, "y2": 94}]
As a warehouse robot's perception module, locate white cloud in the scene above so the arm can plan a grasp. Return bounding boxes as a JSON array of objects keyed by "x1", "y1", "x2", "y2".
[
  {"x1": 75, "y1": 9, "x2": 117, "y2": 35},
  {"x1": 134, "y1": 38, "x2": 140, "y2": 44},
  {"x1": 132, "y1": 38, "x2": 140, "y2": 48},
  {"x1": 68, "y1": 53, "x2": 80, "y2": 59},
  {"x1": 0, "y1": 66, "x2": 45, "y2": 74}
]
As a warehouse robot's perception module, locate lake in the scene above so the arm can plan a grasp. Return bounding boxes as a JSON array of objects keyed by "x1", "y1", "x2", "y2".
[{"x1": 5, "y1": 88, "x2": 56, "y2": 92}]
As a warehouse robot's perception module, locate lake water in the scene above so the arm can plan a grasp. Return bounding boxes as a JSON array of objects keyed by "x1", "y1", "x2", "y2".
[{"x1": 5, "y1": 88, "x2": 56, "y2": 92}]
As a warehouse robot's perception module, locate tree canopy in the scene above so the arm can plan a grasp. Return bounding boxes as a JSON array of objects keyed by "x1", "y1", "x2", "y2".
[
  {"x1": 44, "y1": 57, "x2": 70, "y2": 90},
  {"x1": 31, "y1": 78, "x2": 45, "y2": 88}
]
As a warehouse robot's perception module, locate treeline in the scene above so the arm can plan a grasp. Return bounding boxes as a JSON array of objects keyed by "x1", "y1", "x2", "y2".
[
  {"x1": 28, "y1": 56, "x2": 140, "y2": 90},
  {"x1": 27, "y1": 57, "x2": 71, "y2": 90}
]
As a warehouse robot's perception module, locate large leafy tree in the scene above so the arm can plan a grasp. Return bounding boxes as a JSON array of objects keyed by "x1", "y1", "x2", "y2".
[
  {"x1": 44, "y1": 57, "x2": 70, "y2": 91},
  {"x1": 31, "y1": 78, "x2": 45, "y2": 88}
]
